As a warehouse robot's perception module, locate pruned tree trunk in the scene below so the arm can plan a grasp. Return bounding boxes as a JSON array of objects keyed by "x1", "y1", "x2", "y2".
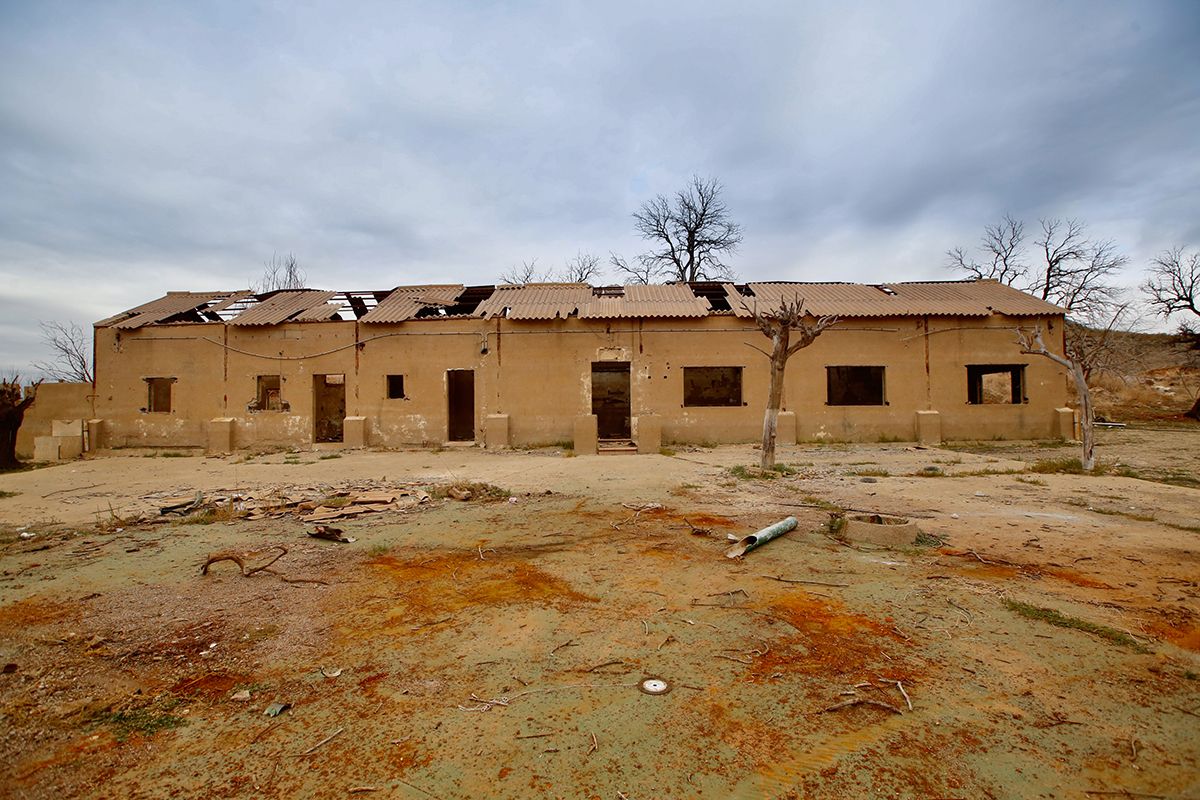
[
  {"x1": 745, "y1": 298, "x2": 837, "y2": 470},
  {"x1": 1018, "y1": 328, "x2": 1095, "y2": 471},
  {"x1": 1068, "y1": 357, "x2": 1096, "y2": 471},
  {"x1": 761, "y1": 329, "x2": 789, "y2": 470}
]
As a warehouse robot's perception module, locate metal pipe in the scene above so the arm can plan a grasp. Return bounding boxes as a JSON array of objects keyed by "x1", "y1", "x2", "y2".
[{"x1": 725, "y1": 516, "x2": 798, "y2": 558}]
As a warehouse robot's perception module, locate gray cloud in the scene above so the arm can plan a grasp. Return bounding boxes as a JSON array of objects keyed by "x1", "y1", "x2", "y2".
[{"x1": 2, "y1": 0, "x2": 1198, "y2": 374}]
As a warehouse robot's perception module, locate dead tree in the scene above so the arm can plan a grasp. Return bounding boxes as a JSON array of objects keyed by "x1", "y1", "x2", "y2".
[
  {"x1": 558, "y1": 252, "x2": 603, "y2": 283},
  {"x1": 608, "y1": 253, "x2": 655, "y2": 285},
  {"x1": 0, "y1": 377, "x2": 39, "y2": 470},
  {"x1": 623, "y1": 175, "x2": 743, "y2": 283},
  {"x1": 1143, "y1": 246, "x2": 1200, "y2": 420},
  {"x1": 948, "y1": 217, "x2": 1124, "y2": 318},
  {"x1": 1017, "y1": 327, "x2": 1096, "y2": 470},
  {"x1": 744, "y1": 298, "x2": 837, "y2": 469},
  {"x1": 33, "y1": 321, "x2": 93, "y2": 383},
  {"x1": 499, "y1": 258, "x2": 546, "y2": 285},
  {"x1": 951, "y1": 216, "x2": 1131, "y2": 433},
  {"x1": 252, "y1": 252, "x2": 306, "y2": 293},
  {"x1": 946, "y1": 214, "x2": 1028, "y2": 287}
]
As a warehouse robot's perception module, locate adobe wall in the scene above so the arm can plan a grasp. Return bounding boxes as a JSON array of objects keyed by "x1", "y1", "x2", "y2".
[
  {"x1": 15, "y1": 382, "x2": 95, "y2": 458},
  {"x1": 92, "y1": 313, "x2": 1068, "y2": 450}
]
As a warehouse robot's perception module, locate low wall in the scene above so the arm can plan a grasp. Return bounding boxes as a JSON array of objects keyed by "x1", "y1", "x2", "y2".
[{"x1": 15, "y1": 382, "x2": 94, "y2": 459}]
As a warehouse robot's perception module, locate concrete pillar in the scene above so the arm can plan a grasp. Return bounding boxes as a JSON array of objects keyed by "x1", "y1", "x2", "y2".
[
  {"x1": 207, "y1": 418, "x2": 236, "y2": 455},
  {"x1": 635, "y1": 415, "x2": 662, "y2": 454},
  {"x1": 777, "y1": 411, "x2": 797, "y2": 446},
  {"x1": 33, "y1": 436, "x2": 60, "y2": 462},
  {"x1": 573, "y1": 415, "x2": 598, "y2": 455},
  {"x1": 86, "y1": 419, "x2": 104, "y2": 452},
  {"x1": 914, "y1": 410, "x2": 942, "y2": 445},
  {"x1": 343, "y1": 416, "x2": 368, "y2": 449},
  {"x1": 484, "y1": 414, "x2": 510, "y2": 449},
  {"x1": 1053, "y1": 407, "x2": 1077, "y2": 441}
]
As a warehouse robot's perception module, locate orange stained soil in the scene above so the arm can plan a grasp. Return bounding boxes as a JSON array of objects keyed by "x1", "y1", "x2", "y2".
[
  {"x1": 390, "y1": 736, "x2": 433, "y2": 775},
  {"x1": 1042, "y1": 567, "x2": 1116, "y2": 590},
  {"x1": 14, "y1": 732, "x2": 118, "y2": 782},
  {"x1": 170, "y1": 672, "x2": 250, "y2": 700},
  {"x1": 747, "y1": 592, "x2": 906, "y2": 680},
  {"x1": 699, "y1": 697, "x2": 800, "y2": 768},
  {"x1": 1147, "y1": 608, "x2": 1200, "y2": 652},
  {"x1": 0, "y1": 595, "x2": 77, "y2": 629},
  {"x1": 362, "y1": 551, "x2": 595, "y2": 621}
]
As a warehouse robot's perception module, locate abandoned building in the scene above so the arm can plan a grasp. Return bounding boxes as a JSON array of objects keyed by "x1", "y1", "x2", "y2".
[{"x1": 72, "y1": 279, "x2": 1071, "y2": 455}]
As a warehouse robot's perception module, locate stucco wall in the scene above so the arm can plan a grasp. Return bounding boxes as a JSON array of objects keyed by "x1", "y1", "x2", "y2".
[
  {"x1": 15, "y1": 382, "x2": 94, "y2": 458},
  {"x1": 92, "y1": 313, "x2": 1068, "y2": 450}
]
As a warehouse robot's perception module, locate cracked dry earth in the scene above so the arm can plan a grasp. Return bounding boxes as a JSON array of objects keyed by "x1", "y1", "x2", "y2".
[{"x1": 0, "y1": 430, "x2": 1198, "y2": 799}]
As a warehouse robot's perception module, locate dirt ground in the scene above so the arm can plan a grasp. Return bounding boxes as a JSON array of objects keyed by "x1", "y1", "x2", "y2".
[{"x1": 1, "y1": 429, "x2": 1198, "y2": 799}]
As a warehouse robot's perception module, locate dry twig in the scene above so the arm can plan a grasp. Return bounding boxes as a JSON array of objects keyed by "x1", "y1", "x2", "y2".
[
  {"x1": 295, "y1": 726, "x2": 344, "y2": 756},
  {"x1": 817, "y1": 698, "x2": 903, "y2": 715},
  {"x1": 761, "y1": 574, "x2": 849, "y2": 587}
]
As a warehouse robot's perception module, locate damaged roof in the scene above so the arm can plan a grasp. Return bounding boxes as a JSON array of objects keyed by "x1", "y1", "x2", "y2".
[
  {"x1": 96, "y1": 279, "x2": 1064, "y2": 329},
  {"x1": 732, "y1": 281, "x2": 1065, "y2": 318}
]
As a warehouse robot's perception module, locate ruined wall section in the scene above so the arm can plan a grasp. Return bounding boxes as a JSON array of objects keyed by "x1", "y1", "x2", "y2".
[
  {"x1": 355, "y1": 319, "x2": 487, "y2": 446},
  {"x1": 15, "y1": 382, "x2": 94, "y2": 458},
  {"x1": 91, "y1": 310, "x2": 1068, "y2": 450},
  {"x1": 94, "y1": 324, "x2": 224, "y2": 449}
]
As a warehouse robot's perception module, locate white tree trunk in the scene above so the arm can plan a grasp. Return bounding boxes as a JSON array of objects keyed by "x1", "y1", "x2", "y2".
[{"x1": 1070, "y1": 359, "x2": 1095, "y2": 471}]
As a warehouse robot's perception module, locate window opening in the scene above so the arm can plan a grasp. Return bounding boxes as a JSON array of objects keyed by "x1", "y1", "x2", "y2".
[
  {"x1": 255, "y1": 375, "x2": 283, "y2": 411},
  {"x1": 826, "y1": 366, "x2": 886, "y2": 406},
  {"x1": 145, "y1": 377, "x2": 174, "y2": 412},
  {"x1": 967, "y1": 365, "x2": 1026, "y2": 404},
  {"x1": 387, "y1": 374, "x2": 406, "y2": 399},
  {"x1": 683, "y1": 367, "x2": 743, "y2": 407}
]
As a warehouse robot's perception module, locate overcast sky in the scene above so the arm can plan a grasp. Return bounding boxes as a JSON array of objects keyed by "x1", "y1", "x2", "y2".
[{"x1": 2, "y1": 1, "x2": 1198, "y2": 375}]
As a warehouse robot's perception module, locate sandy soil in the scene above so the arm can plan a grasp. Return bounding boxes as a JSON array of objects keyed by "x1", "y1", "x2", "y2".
[{"x1": 1, "y1": 429, "x2": 1198, "y2": 799}]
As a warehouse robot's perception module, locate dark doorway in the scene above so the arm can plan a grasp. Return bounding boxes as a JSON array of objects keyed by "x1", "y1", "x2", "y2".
[
  {"x1": 447, "y1": 369, "x2": 475, "y2": 441},
  {"x1": 592, "y1": 362, "x2": 631, "y2": 439},
  {"x1": 313, "y1": 374, "x2": 346, "y2": 442}
]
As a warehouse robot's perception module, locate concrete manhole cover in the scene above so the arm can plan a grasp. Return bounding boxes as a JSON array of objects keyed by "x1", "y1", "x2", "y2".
[{"x1": 638, "y1": 677, "x2": 671, "y2": 695}]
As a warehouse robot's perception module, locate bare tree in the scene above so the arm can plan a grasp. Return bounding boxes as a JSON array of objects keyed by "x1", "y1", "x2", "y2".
[
  {"x1": 946, "y1": 214, "x2": 1027, "y2": 286},
  {"x1": 499, "y1": 258, "x2": 548, "y2": 285},
  {"x1": 1143, "y1": 246, "x2": 1200, "y2": 420},
  {"x1": 1144, "y1": 246, "x2": 1199, "y2": 320},
  {"x1": 33, "y1": 321, "x2": 93, "y2": 383},
  {"x1": 743, "y1": 297, "x2": 837, "y2": 469},
  {"x1": 948, "y1": 217, "x2": 1126, "y2": 319},
  {"x1": 559, "y1": 251, "x2": 604, "y2": 284},
  {"x1": 0, "y1": 376, "x2": 39, "y2": 470},
  {"x1": 1017, "y1": 327, "x2": 1097, "y2": 469},
  {"x1": 1066, "y1": 302, "x2": 1141, "y2": 383},
  {"x1": 628, "y1": 175, "x2": 743, "y2": 283},
  {"x1": 609, "y1": 252, "x2": 656, "y2": 285},
  {"x1": 950, "y1": 216, "x2": 1132, "y2": 451},
  {"x1": 252, "y1": 252, "x2": 306, "y2": 293}
]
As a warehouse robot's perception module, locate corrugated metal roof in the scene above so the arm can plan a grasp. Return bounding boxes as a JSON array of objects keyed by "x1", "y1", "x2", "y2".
[
  {"x1": 98, "y1": 279, "x2": 1065, "y2": 329},
  {"x1": 227, "y1": 290, "x2": 337, "y2": 326},
  {"x1": 360, "y1": 285, "x2": 465, "y2": 324},
  {"x1": 579, "y1": 284, "x2": 711, "y2": 318},
  {"x1": 732, "y1": 281, "x2": 1064, "y2": 318},
  {"x1": 96, "y1": 291, "x2": 246, "y2": 329},
  {"x1": 474, "y1": 284, "x2": 593, "y2": 320}
]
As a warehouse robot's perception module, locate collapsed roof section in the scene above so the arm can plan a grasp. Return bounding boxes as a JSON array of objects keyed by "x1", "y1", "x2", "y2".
[{"x1": 95, "y1": 279, "x2": 1065, "y2": 330}]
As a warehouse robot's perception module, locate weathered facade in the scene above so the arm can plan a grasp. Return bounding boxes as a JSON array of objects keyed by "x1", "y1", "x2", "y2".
[{"x1": 89, "y1": 280, "x2": 1071, "y2": 453}]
